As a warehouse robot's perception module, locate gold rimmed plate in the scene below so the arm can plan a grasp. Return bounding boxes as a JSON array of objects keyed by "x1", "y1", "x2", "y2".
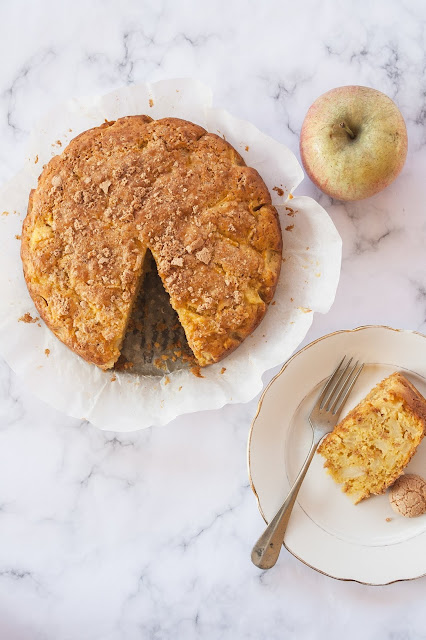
[{"x1": 248, "y1": 326, "x2": 426, "y2": 585}]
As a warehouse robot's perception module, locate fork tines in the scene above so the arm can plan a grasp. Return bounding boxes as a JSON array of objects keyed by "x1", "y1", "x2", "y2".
[{"x1": 319, "y1": 356, "x2": 364, "y2": 415}]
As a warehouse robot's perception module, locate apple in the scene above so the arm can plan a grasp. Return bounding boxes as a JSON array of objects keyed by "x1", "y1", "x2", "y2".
[{"x1": 299, "y1": 86, "x2": 408, "y2": 201}]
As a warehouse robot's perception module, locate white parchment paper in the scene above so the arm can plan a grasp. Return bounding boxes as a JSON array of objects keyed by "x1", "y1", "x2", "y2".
[{"x1": 0, "y1": 79, "x2": 342, "y2": 430}]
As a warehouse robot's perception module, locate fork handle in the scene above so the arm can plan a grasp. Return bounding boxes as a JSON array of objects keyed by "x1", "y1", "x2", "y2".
[{"x1": 251, "y1": 441, "x2": 319, "y2": 570}]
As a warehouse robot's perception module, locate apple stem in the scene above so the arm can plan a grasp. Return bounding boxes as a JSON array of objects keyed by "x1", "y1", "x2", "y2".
[{"x1": 339, "y1": 121, "x2": 355, "y2": 139}]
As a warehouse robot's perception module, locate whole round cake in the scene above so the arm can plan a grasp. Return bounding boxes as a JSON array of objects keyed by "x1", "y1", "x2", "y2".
[{"x1": 21, "y1": 116, "x2": 282, "y2": 370}]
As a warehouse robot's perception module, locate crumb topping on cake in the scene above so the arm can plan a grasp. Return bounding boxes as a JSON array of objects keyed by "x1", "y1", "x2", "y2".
[{"x1": 21, "y1": 116, "x2": 282, "y2": 369}]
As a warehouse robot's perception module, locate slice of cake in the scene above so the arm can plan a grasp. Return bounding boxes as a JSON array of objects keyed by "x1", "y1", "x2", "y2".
[{"x1": 317, "y1": 372, "x2": 426, "y2": 504}]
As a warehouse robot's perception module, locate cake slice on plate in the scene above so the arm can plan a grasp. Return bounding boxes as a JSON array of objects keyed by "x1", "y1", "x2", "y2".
[{"x1": 317, "y1": 372, "x2": 426, "y2": 504}]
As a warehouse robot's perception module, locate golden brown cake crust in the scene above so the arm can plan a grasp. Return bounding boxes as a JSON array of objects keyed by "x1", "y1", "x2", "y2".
[
  {"x1": 390, "y1": 372, "x2": 426, "y2": 425},
  {"x1": 333, "y1": 372, "x2": 426, "y2": 438},
  {"x1": 21, "y1": 116, "x2": 282, "y2": 369}
]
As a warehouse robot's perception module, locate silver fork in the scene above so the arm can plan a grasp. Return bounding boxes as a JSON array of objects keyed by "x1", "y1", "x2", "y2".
[{"x1": 251, "y1": 356, "x2": 364, "y2": 570}]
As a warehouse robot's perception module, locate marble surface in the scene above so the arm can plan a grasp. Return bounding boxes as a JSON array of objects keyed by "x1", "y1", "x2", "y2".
[{"x1": 1, "y1": 0, "x2": 426, "y2": 638}]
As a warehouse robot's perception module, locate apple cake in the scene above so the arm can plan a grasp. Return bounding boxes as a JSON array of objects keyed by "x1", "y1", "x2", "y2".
[
  {"x1": 317, "y1": 372, "x2": 426, "y2": 504},
  {"x1": 21, "y1": 116, "x2": 282, "y2": 369}
]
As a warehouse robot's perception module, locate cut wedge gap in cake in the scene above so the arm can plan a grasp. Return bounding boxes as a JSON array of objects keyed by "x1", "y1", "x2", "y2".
[{"x1": 118, "y1": 250, "x2": 195, "y2": 376}]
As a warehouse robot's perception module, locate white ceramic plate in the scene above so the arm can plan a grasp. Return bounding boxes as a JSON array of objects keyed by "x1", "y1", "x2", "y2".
[{"x1": 248, "y1": 326, "x2": 426, "y2": 585}]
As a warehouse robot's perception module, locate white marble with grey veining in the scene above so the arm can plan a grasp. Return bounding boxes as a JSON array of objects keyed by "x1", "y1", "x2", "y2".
[{"x1": 1, "y1": 0, "x2": 426, "y2": 638}]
